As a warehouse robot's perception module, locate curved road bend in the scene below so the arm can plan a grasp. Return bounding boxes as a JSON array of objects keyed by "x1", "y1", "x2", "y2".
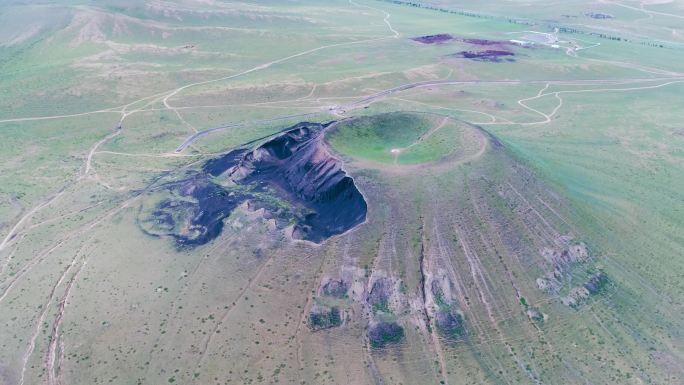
[{"x1": 175, "y1": 75, "x2": 684, "y2": 152}]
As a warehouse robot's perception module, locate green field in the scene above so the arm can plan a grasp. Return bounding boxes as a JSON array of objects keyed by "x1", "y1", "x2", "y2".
[
  {"x1": 327, "y1": 112, "x2": 463, "y2": 164},
  {"x1": 1, "y1": 1, "x2": 683, "y2": 384}
]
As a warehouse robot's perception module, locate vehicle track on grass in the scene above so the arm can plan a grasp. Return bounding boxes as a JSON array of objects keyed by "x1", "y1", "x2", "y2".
[
  {"x1": 454, "y1": 221, "x2": 542, "y2": 384},
  {"x1": 173, "y1": 76, "x2": 684, "y2": 152},
  {"x1": 480, "y1": 78, "x2": 684, "y2": 127},
  {"x1": 392, "y1": 96, "x2": 510, "y2": 124},
  {"x1": 3, "y1": 156, "x2": 203, "y2": 381},
  {"x1": 471, "y1": 193, "x2": 566, "y2": 380},
  {"x1": 0, "y1": 200, "x2": 105, "y2": 279},
  {"x1": 450, "y1": 182, "x2": 659, "y2": 380},
  {"x1": 468, "y1": 189, "x2": 551, "y2": 384},
  {"x1": 349, "y1": 0, "x2": 400, "y2": 39},
  {"x1": 417, "y1": 220, "x2": 450, "y2": 385},
  {"x1": 391, "y1": 116, "x2": 450, "y2": 165},
  {"x1": 45, "y1": 242, "x2": 90, "y2": 385},
  {"x1": 18, "y1": 256, "x2": 82, "y2": 385},
  {"x1": 192, "y1": 254, "x2": 275, "y2": 378},
  {"x1": 430, "y1": 217, "x2": 513, "y2": 385},
  {"x1": 426, "y1": 187, "x2": 509, "y2": 382},
  {"x1": 335, "y1": 76, "x2": 684, "y2": 112},
  {"x1": 2, "y1": 117, "x2": 124, "y2": 254},
  {"x1": 0, "y1": 35, "x2": 394, "y2": 127},
  {"x1": 294, "y1": 242, "x2": 336, "y2": 382},
  {"x1": 0, "y1": 188, "x2": 68, "y2": 255},
  {"x1": 602, "y1": 0, "x2": 684, "y2": 20},
  {"x1": 0, "y1": 191, "x2": 141, "y2": 306},
  {"x1": 139, "y1": 231, "x2": 242, "y2": 381},
  {"x1": 506, "y1": 182, "x2": 562, "y2": 242}
]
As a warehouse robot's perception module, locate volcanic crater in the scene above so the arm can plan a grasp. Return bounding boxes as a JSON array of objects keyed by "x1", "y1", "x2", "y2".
[{"x1": 139, "y1": 121, "x2": 368, "y2": 245}]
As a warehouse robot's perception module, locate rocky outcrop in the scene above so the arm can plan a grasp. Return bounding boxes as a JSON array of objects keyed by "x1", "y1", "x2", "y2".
[
  {"x1": 139, "y1": 121, "x2": 367, "y2": 246},
  {"x1": 228, "y1": 123, "x2": 367, "y2": 243},
  {"x1": 430, "y1": 280, "x2": 465, "y2": 339},
  {"x1": 368, "y1": 322, "x2": 404, "y2": 348},
  {"x1": 309, "y1": 305, "x2": 343, "y2": 331},
  {"x1": 368, "y1": 277, "x2": 393, "y2": 313},
  {"x1": 561, "y1": 271, "x2": 609, "y2": 308},
  {"x1": 321, "y1": 278, "x2": 349, "y2": 298},
  {"x1": 536, "y1": 240, "x2": 591, "y2": 294}
]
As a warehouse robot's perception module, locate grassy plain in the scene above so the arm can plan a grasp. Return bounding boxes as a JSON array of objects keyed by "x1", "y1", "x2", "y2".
[{"x1": 0, "y1": 0, "x2": 683, "y2": 384}]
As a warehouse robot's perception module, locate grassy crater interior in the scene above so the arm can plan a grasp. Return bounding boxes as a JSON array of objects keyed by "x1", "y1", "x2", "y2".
[{"x1": 326, "y1": 111, "x2": 462, "y2": 165}]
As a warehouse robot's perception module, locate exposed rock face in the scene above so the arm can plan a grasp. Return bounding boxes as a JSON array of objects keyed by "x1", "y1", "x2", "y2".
[
  {"x1": 435, "y1": 309, "x2": 464, "y2": 338},
  {"x1": 449, "y1": 50, "x2": 515, "y2": 62},
  {"x1": 202, "y1": 148, "x2": 247, "y2": 177},
  {"x1": 309, "y1": 306, "x2": 343, "y2": 331},
  {"x1": 411, "y1": 33, "x2": 453, "y2": 44},
  {"x1": 228, "y1": 123, "x2": 367, "y2": 243},
  {"x1": 140, "y1": 177, "x2": 253, "y2": 246},
  {"x1": 526, "y1": 308, "x2": 545, "y2": 322},
  {"x1": 541, "y1": 242, "x2": 589, "y2": 267},
  {"x1": 430, "y1": 280, "x2": 465, "y2": 338},
  {"x1": 537, "y1": 240, "x2": 591, "y2": 294},
  {"x1": 368, "y1": 322, "x2": 404, "y2": 348},
  {"x1": 321, "y1": 278, "x2": 348, "y2": 298},
  {"x1": 561, "y1": 287, "x2": 590, "y2": 308},
  {"x1": 140, "y1": 122, "x2": 367, "y2": 246},
  {"x1": 534, "y1": 239, "x2": 607, "y2": 308},
  {"x1": 584, "y1": 271, "x2": 608, "y2": 294},
  {"x1": 368, "y1": 278, "x2": 392, "y2": 312},
  {"x1": 561, "y1": 271, "x2": 609, "y2": 308}
]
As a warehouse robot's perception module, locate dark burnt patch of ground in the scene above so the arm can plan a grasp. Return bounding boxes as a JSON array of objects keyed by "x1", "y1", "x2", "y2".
[
  {"x1": 321, "y1": 278, "x2": 349, "y2": 298},
  {"x1": 584, "y1": 271, "x2": 609, "y2": 294},
  {"x1": 431, "y1": 281, "x2": 465, "y2": 339},
  {"x1": 411, "y1": 34, "x2": 512, "y2": 47},
  {"x1": 449, "y1": 50, "x2": 515, "y2": 62},
  {"x1": 202, "y1": 149, "x2": 247, "y2": 176},
  {"x1": 368, "y1": 322, "x2": 404, "y2": 348},
  {"x1": 368, "y1": 277, "x2": 392, "y2": 314},
  {"x1": 411, "y1": 33, "x2": 453, "y2": 44},
  {"x1": 435, "y1": 310, "x2": 464, "y2": 339},
  {"x1": 139, "y1": 121, "x2": 367, "y2": 246},
  {"x1": 457, "y1": 37, "x2": 508, "y2": 46},
  {"x1": 586, "y1": 12, "x2": 613, "y2": 19},
  {"x1": 309, "y1": 305, "x2": 343, "y2": 331},
  {"x1": 138, "y1": 175, "x2": 294, "y2": 247}
]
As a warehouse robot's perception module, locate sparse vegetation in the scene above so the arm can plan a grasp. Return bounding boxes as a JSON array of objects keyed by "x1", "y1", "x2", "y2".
[{"x1": 1, "y1": 0, "x2": 682, "y2": 384}]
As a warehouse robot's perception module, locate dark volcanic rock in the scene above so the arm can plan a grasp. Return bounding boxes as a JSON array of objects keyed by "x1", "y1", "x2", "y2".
[
  {"x1": 202, "y1": 149, "x2": 248, "y2": 176},
  {"x1": 411, "y1": 33, "x2": 453, "y2": 44},
  {"x1": 229, "y1": 122, "x2": 367, "y2": 243},
  {"x1": 584, "y1": 271, "x2": 608, "y2": 294},
  {"x1": 309, "y1": 306, "x2": 342, "y2": 331},
  {"x1": 435, "y1": 309, "x2": 464, "y2": 339},
  {"x1": 450, "y1": 50, "x2": 515, "y2": 62},
  {"x1": 141, "y1": 177, "x2": 252, "y2": 246},
  {"x1": 459, "y1": 38, "x2": 506, "y2": 46},
  {"x1": 586, "y1": 12, "x2": 613, "y2": 19},
  {"x1": 561, "y1": 272, "x2": 608, "y2": 308},
  {"x1": 368, "y1": 322, "x2": 404, "y2": 348},
  {"x1": 367, "y1": 278, "x2": 392, "y2": 312},
  {"x1": 321, "y1": 278, "x2": 348, "y2": 298},
  {"x1": 141, "y1": 121, "x2": 367, "y2": 246}
]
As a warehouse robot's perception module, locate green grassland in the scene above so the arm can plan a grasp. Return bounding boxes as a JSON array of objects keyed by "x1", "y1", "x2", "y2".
[
  {"x1": 1, "y1": 0, "x2": 683, "y2": 384},
  {"x1": 327, "y1": 111, "x2": 463, "y2": 164}
]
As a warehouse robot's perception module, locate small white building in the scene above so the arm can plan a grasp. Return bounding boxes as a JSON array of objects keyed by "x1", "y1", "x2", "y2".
[{"x1": 509, "y1": 39, "x2": 533, "y2": 47}]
